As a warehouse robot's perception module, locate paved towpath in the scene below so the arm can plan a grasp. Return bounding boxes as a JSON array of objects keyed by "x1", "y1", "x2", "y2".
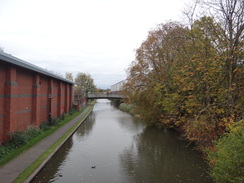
[{"x1": 0, "y1": 105, "x2": 94, "y2": 183}]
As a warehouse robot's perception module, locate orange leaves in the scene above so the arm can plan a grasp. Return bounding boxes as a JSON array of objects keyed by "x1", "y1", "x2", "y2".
[
  {"x1": 218, "y1": 115, "x2": 235, "y2": 129},
  {"x1": 185, "y1": 117, "x2": 216, "y2": 142}
]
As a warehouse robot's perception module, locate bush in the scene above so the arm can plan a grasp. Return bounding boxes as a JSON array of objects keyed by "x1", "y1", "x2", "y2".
[
  {"x1": 119, "y1": 103, "x2": 135, "y2": 115},
  {"x1": 40, "y1": 120, "x2": 50, "y2": 130},
  {"x1": 40, "y1": 117, "x2": 62, "y2": 128},
  {"x1": 0, "y1": 126, "x2": 40, "y2": 160},
  {"x1": 9, "y1": 131, "x2": 29, "y2": 147},
  {"x1": 0, "y1": 143, "x2": 13, "y2": 159},
  {"x1": 25, "y1": 126, "x2": 41, "y2": 138},
  {"x1": 52, "y1": 118, "x2": 61, "y2": 126},
  {"x1": 68, "y1": 108, "x2": 77, "y2": 115},
  {"x1": 9, "y1": 126, "x2": 40, "y2": 148},
  {"x1": 206, "y1": 120, "x2": 244, "y2": 183}
]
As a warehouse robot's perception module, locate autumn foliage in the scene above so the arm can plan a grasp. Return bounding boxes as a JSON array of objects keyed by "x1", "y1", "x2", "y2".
[{"x1": 124, "y1": 0, "x2": 243, "y2": 146}]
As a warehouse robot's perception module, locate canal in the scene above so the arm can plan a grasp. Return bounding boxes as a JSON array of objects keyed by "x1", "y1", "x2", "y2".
[{"x1": 31, "y1": 99, "x2": 213, "y2": 183}]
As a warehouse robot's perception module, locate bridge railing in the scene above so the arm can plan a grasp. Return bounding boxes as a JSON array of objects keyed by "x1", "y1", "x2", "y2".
[{"x1": 87, "y1": 93, "x2": 127, "y2": 99}]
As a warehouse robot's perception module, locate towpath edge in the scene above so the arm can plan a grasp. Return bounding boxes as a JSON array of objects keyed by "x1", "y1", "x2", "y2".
[{"x1": 0, "y1": 104, "x2": 94, "y2": 183}]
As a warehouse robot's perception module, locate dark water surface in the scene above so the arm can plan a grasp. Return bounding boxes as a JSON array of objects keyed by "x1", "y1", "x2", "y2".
[{"x1": 31, "y1": 99, "x2": 212, "y2": 183}]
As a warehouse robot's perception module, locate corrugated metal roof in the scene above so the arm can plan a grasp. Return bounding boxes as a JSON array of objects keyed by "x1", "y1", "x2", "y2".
[{"x1": 0, "y1": 51, "x2": 74, "y2": 84}]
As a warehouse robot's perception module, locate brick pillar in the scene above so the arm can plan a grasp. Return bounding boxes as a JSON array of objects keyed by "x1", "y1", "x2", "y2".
[
  {"x1": 64, "y1": 84, "x2": 68, "y2": 113},
  {"x1": 69, "y1": 84, "x2": 73, "y2": 110},
  {"x1": 32, "y1": 74, "x2": 41, "y2": 126},
  {"x1": 57, "y1": 81, "x2": 62, "y2": 117},
  {"x1": 48, "y1": 79, "x2": 53, "y2": 123},
  {"x1": 3, "y1": 66, "x2": 17, "y2": 142}
]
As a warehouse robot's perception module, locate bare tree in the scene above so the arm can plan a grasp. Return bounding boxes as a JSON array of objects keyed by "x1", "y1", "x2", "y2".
[{"x1": 202, "y1": 0, "x2": 244, "y2": 89}]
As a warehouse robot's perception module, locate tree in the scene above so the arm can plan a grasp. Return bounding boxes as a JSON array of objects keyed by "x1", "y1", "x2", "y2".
[
  {"x1": 124, "y1": 22, "x2": 189, "y2": 124},
  {"x1": 185, "y1": 0, "x2": 244, "y2": 119},
  {"x1": 180, "y1": 0, "x2": 244, "y2": 141},
  {"x1": 125, "y1": 0, "x2": 243, "y2": 150},
  {"x1": 177, "y1": 16, "x2": 228, "y2": 142},
  {"x1": 65, "y1": 72, "x2": 73, "y2": 81},
  {"x1": 74, "y1": 72, "x2": 96, "y2": 98}
]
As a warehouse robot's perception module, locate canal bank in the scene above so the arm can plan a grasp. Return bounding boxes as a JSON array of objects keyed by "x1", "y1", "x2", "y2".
[{"x1": 0, "y1": 104, "x2": 94, "y2": 183}]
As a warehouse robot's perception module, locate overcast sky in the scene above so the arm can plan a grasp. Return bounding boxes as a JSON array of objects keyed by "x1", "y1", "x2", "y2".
[{"x1": 0, "y1": 0, "x2": 187, "y2": 89}]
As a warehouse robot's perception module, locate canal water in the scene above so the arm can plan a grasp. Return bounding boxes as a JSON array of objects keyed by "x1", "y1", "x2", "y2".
[{"x1": 31, "y1": 99, "x2": 212, "y2": 183}]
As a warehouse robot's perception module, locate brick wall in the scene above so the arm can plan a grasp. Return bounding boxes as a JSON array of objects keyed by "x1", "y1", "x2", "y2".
[
  {"x1": 39, "y1": 75, "x2": 49, "y2": 125},
  {"x1": 15, "y1": 68, "x2": 33, "y2": 131},
  {"x1": 0, "y1": 61, "x2": 73, "y2": 144}
]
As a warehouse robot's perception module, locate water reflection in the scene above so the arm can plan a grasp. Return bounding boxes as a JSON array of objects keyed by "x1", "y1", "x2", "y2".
[
  {"x1": 75, "y1": 112, "x2": 96, "y2": 141},
  {"x1": 31, "y1": 137, "x2": 73, "y2": 183},
  {"x1": 117, "y1": 115, "x2": 146, "y2": 134},
  {"x1": 120, "y1": 126, "x2": 213, "y2": 183}
]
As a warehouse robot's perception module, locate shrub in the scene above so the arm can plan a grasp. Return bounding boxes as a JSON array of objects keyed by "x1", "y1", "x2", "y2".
[
  {"x1": 52, "y1": 118, "x2": 61, "y2": 126},
  {"x1": 9, "y1": 131, "x2": 29, "y2": 147},
  {"x1": 64, "y1": 113, "x2": 71, "y2": 119},
  {"x1": 68, "y1": 108, "x2": 77, "y2": 115},
  {"x1": 40, "y1": 120, "x2": 50, "y2": 130},
  {"x1": 25, "y1": 126, "x2": 40, "y2": 138},
  {"x1": 119, "y1": 103, "x2": 135, "y2": 115},
  {"x1": 0, "y1": 143, "x2": 13, "y2": 159},
  {"x1": 9, "y1": 126, "x2": 41, "y2": 148},
  {"x1": 206, "y1": 120, "x2": 244, "y2": 183},
  {"x1": 0, "y1": 126, "x2": 41, "y2": 160},
  {"x1": 40, "y1": 118, "x2": 61, "y2": 128}
]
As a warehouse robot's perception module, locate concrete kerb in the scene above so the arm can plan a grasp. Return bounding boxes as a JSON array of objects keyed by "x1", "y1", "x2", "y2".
[{"x1": 24, "y1": 104, "x2": 94, "y2": 183}]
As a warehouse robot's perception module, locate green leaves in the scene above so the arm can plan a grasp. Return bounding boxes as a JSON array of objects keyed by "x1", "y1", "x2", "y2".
[
  {"x1": 74, "y1": 72, "x2": 96, "y2": 97},
  {"x1": 206, "y1": 120, "x2": 244, "y2": 183}
]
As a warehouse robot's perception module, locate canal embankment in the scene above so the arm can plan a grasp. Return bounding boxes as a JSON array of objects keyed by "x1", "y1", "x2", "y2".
[{"x1": 0, "y1": 104, "x2": 94, "y2": 183}]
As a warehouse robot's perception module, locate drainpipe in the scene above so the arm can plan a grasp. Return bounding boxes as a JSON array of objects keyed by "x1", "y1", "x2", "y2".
[{"x1": 48, "y1": 94, "x2": 52, "y2": 125}]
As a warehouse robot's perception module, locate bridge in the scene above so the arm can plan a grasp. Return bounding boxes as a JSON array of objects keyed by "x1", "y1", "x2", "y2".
[{"x1": 87, "y1": 94, "x2": 127, "y2": 100}]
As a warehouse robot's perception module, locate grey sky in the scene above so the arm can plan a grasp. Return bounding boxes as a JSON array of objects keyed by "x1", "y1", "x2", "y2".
[{"x1": 0, "y1": 0, "x2": 187, "y2": 89}]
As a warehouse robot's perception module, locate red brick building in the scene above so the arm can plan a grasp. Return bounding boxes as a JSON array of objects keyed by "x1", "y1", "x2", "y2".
[{"x1": 0, "y1": 52, "x2": 74, "y2": 143}]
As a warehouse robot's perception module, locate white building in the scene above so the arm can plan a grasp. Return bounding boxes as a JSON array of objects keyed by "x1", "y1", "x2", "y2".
[{"x1": 111, "y1": 80, "x2": 126, "y2": 93}]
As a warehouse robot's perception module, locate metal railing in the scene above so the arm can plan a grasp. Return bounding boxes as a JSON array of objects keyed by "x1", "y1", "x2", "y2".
[{"x1": 87, "y1": 93, "x2": 127, "y2": 99}]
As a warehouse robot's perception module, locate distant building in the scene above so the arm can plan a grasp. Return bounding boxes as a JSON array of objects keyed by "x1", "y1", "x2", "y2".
[
  {"x1": 0, "y1": 52, "x2": 74, "y2": 143},
  {"x1": 111, "y1": 80, "x2": 126, "y2": 94}
]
